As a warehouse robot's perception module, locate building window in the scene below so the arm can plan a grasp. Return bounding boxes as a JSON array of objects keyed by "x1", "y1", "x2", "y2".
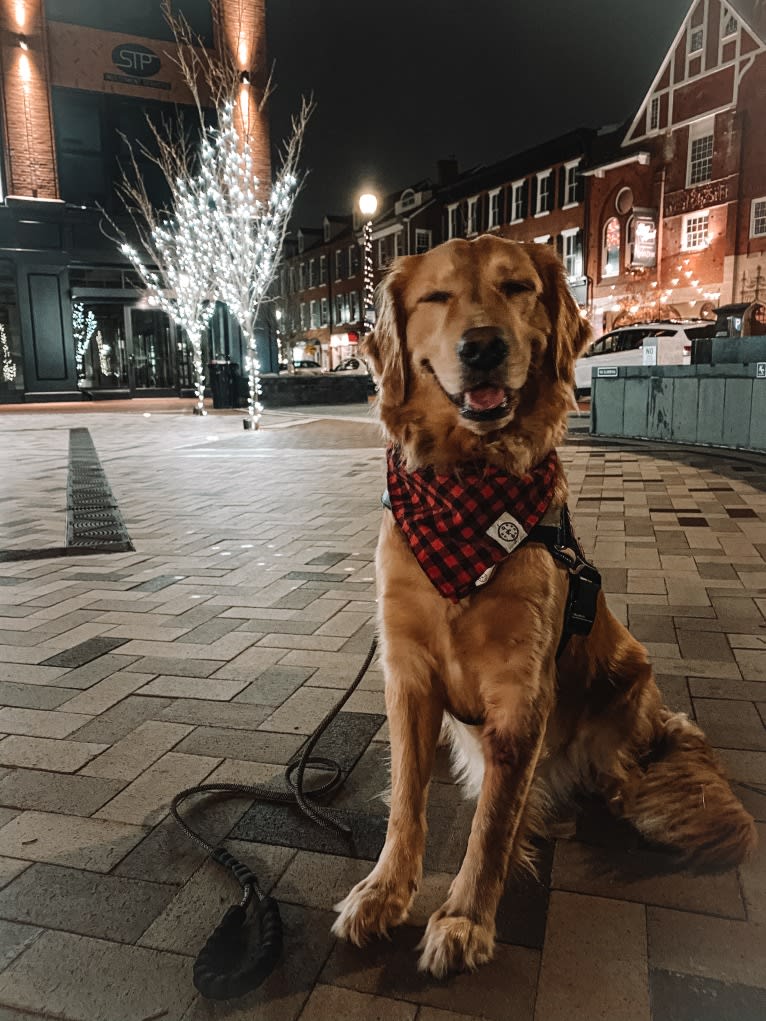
[
  {"x1": 561, "y1": 229, "x2": 582, "y2": 279},
  {"x1": 721, "y1": 6, "x2": 737, "y2": 37},
  {"x1": 751, "y1": 198, "x2": 766, "y2": 238},
  {"x1": 511, "y1": 180, "x2": 526, "y2": 223},
  {"x1": 377, "y1": 237, "x2": 391, "y2": 268},
  {"x1": 688, "y1": 127, "x2": 714, "y2": 186},
  {"x1": 349, "y1": 291, "x2": 360, "y2": 322},
  {"x1": 688, "y1": 26, "x2": 704, "y2": 55},
  {"x1": 466, "y1": 196, "x2": 478, "y2": 235},
  {"x1": 334, "y1": 293, "x2": 344, "y2": 325},
  {"x1": 298, "y1": 262, "x2": 306, "y2": 290},
  {"x1": 300, "y1": 302, "x2": 307, "y2": 329},
  {"x1": 536, "y1": 171, "x2": 552, "y2": 215},
  {"x1": 603, "y1": 217, "x2": 621, "y2": 277},
  {"x1": 319, "y1": 255, "x2": 327, "y2": 285},
  {"x1": 334, "y1": 250, "x2": 344, "y2": 280},
  {"x1": 309, "y1": 300, "x2": 319, "y2": 328},
  {"x1": 447, "y1": 203, "x2": 460, "y2": 239},
  {"x1": 308, "y1": 259, "x2": 316, "y2": 288},
  {"x1": 320, "y1": 297, "x2": 329, "y2": 325},
  {"x1": 564, "y1": 162, "x2": 580, "y2": 206},
  {"x1": 649, "y1": 96, "x2": 660, "y2": 132},
  {"x1": 488, "y1": 189, "x2": 501, "y2": 229},
  {"x1": 682, "y1": 211, "x2": 710, "y2": 250},
  {"x1": 534, "y1": 235, "x2": 551, "y2": 245},
  {"x1": 415, "y1": 229, "x2": 432, "y2": 253},
  {"x1": 395, "y1": 231, "x2": 404, "y2": 258}
]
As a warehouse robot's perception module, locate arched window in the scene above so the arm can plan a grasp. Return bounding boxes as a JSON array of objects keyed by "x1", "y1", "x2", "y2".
[{"x1": 603, "y1": 217, "x2": 621, "y2": 277}]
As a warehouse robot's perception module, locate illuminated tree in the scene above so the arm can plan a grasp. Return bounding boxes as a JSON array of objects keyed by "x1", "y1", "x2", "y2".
[
  {"x1": 107, "y1": 1, "x2": 309, "y2": 421},
  {"x1": 208, "y1": 99, "x2": 309, "y2": 425}
]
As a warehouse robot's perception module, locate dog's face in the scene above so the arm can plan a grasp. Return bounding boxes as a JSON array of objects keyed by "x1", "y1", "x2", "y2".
[{"x1": 364, "y1": 237, "x2": 591, "y2": 457}]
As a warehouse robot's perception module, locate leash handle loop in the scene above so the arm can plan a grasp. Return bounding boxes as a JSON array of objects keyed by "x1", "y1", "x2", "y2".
[{"x1": 192, "y1": 895, "x2": 283, "y2": 1000}]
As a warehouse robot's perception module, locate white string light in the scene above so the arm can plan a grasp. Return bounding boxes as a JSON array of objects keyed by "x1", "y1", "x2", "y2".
[
  {"x1": 208, "y1": 101, "x2": 301, "y2": 427},
  {"x1": 0, "y1": 324, "x2": 16, "y2": 383},
  {"x1": 72, "y1": 302, "x2": 97, "y2": 383},
  {"x1": 120, "y1": 159, "x2": 218, "y2": 415}
]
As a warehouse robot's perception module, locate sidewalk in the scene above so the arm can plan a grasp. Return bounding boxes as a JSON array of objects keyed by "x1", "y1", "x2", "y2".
[{"x1": 0, "y1": 404, "x2": 764, "y2": 1020}]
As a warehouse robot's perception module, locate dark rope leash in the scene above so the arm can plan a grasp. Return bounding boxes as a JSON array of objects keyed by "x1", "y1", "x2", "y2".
[{"x1": 170, "y1": 636, "x2": 379, "y2": 1000}]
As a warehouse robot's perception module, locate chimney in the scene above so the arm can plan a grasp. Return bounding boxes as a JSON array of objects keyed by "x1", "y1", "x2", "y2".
[{"x1": 436, "y1": 157, "x2": 459, "y2": 185}]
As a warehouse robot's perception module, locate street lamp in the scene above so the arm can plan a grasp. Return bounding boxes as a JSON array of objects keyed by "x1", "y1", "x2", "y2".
[{"x1": 358, "y1": 192, "x2": 378, "y2": 331}]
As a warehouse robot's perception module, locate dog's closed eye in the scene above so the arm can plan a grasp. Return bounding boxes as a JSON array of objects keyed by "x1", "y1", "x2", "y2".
[
  {"x1": 419, "y1": 290, "x2": 452, "y2": 304},
  {"x1": 498, "y1": 280, "x2": 534, "y2": 298}
]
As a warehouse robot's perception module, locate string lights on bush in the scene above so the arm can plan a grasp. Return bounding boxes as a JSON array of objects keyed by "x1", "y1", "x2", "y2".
[
  {"x1": 0, "y1": 324, "x2": 16, "y2": 384},
  {"x1": 72, "y1": 302, "x2": 97, "y2": 383}
]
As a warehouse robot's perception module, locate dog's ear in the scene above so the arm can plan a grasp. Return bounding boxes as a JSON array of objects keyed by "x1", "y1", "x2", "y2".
[
  {"x1": 360, "y1": 259, "x2": 411, "y2": 404},
  {"x1": 528, "y1": 244, "x2": 591, "y2": 384}
]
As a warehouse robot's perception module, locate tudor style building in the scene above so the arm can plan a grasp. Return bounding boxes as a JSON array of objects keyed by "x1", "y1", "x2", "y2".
[
  {"x1": 584, "y1": 0, "x2": 766, "y2": 329},
  {"x1": 0, "y1": 0, "x2": 271, "y2": 404}
]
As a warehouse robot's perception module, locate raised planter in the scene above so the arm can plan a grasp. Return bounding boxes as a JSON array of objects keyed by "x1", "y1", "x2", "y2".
[
  {"x1": 241, "y1": 373, "x2": 370, "y2": 407},
  {"x1": 590, "y1": 360, "x2": 766, "y2": 452}
]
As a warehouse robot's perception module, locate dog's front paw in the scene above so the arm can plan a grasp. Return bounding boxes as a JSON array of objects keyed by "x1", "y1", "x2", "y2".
[
  {"x1": 332, "y1": 874, "x2": 413, "y2": 946},
  {"x1": 417, "y1": 911, "x2": 495, "y2": 978}
]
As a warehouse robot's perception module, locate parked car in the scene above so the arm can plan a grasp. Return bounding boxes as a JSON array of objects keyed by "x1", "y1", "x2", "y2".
[
  {"x1": 574, "y1": 320, "x2": 715, "y2": 397},
  {"x1": 332, "y1": 356, "x2": 376, "y2": 395},
  {"x1": 291, "y1": 359, "x2": 324, "y2": 375},
  {"x1": 332, "y1": 356, "x2": 369, "y2": 375}
]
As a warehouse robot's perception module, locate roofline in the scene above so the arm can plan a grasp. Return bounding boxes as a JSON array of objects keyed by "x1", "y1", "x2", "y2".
[
  {"x1": 623, "y1": 4, "x2": 691, "y2": 145},
  {"x1": 581, "y1": 151, "x2": 652, "y2": 177}
]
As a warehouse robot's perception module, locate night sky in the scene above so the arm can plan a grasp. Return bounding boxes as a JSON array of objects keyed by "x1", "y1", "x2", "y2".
[{"x1": 265, "y1": 0, "x2": 691, "y2": 227}]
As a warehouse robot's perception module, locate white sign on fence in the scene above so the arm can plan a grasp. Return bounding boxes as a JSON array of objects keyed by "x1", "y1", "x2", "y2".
[
  {"x1": 757, "y1": 362, "x2": 766, "y2": 378},
  {"x1": 596, "y1": 367, "x2": 619, "y2": 378}
]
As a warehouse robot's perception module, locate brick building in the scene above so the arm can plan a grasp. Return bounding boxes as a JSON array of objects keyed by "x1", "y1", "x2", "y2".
[
  {"x1": 439, "y1": 132, "x2": 591, "y2": 306},
  {"x1": 278, "y1": 0, "x2": 765, "y2": 352},
  {"x1": 0, "y1": 0, "x2": 271, "y2": 403},
  {"x1": 584, "y1": 0, "x2": 766, "y2": 331}
]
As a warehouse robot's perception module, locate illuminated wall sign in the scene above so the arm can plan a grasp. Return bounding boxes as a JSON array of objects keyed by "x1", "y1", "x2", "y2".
[
  {"x1": 105, "y1": 44, "x2": 170, "y2": 90},
  {"x1": 632, "y1": 218, "x2": 657, "y2": 267}
]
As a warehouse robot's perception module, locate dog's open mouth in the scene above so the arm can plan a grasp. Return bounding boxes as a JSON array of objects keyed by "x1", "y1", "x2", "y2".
[
  {"x1": 450, "y1": 384, "x2": 516, "y2": 422},
  {"x1": 423, "y1": 361, "x2": 516, "y2": 422}
]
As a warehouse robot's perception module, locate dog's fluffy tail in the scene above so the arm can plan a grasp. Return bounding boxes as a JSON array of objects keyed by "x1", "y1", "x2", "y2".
[{"x1": 617, "y1": 708, "x2": 757, "y2": 869}]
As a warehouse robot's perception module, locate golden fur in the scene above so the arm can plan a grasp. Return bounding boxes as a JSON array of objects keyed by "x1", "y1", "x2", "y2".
[{"x1": 331, "y1": 236, "x2": 757, "y2": 978}]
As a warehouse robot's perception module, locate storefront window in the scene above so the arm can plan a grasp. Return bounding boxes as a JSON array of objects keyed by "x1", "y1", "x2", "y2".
[
  {"x1": 130, "y1": 309, "x2": 174, "y2": 388},
  {"x1": 0, "y1": 260, "x2": 23, "y2": 399},
  {"x1": 73, "y1": 303, "x2": 129, "y2": 390}
]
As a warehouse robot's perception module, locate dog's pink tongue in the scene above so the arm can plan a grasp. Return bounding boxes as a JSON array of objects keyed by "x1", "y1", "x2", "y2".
[{"x1": 464, "y1": 385, "x2": 506, "y2": 411}]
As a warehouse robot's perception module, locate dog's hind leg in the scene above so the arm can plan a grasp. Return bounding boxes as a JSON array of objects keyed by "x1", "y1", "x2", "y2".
[
  {"x1": 560, "y1": 605, "x2": 757, "y2": 870},
  {"x1": 612, "y1": 707, "x2": 757, "y2": 869}
]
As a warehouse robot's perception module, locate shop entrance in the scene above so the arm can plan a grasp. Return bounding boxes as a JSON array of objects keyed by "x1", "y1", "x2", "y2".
[{"x1": 75, "y1": 300, "x2": 196, "y2": 397}]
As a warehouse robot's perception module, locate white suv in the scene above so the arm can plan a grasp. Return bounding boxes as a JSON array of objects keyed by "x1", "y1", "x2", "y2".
[{"x1": 575, "y1": 320, "x2": 715, "y2": 397}]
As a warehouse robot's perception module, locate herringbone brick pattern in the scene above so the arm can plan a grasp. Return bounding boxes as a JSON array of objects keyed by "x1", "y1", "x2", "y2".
[{"x1": 0, "y1": 405, "x2": 763, "y2": 1020}]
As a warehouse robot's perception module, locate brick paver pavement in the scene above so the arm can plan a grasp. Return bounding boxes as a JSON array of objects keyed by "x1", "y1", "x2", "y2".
[{"x1": 0, "y1": 403, "x2": 764, "y2": 1020}]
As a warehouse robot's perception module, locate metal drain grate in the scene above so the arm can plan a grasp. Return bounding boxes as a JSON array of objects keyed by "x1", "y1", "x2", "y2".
[{"x1": 66, "y1": 428, "x2": 133, "y2": 554}]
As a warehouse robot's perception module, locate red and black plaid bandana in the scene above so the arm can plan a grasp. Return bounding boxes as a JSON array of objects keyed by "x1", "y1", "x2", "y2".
[{"x1": 386, "y1": 448, "x2": 559, "y2": 602}]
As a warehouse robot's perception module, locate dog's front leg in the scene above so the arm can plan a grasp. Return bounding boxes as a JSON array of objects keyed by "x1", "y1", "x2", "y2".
[
  {"x1": 419, "y1": 682, "x2": 551, "y2": 977},
  {"x1": 332, "y1": 667, "x2": 443, "y2": 945}
]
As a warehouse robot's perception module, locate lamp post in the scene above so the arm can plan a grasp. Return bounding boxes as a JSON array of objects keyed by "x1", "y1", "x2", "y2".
[{"x1": 358, "y1": 192, "x2": 378, "y2": 332}]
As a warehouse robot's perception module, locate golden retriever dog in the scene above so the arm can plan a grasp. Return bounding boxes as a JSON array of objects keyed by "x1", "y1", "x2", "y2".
[{"x1": 331, "y1": 236, "x2": 757, "y2": 978}]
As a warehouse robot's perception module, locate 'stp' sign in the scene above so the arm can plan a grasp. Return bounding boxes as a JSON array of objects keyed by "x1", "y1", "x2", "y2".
[{"x1": 111, "y1": 44, "x2": 161, "y2": 78}]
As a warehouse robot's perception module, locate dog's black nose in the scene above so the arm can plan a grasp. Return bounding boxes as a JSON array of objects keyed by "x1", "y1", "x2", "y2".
[{"x1": 457, "y1": 328, "x2": 508, "y2": 371}]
